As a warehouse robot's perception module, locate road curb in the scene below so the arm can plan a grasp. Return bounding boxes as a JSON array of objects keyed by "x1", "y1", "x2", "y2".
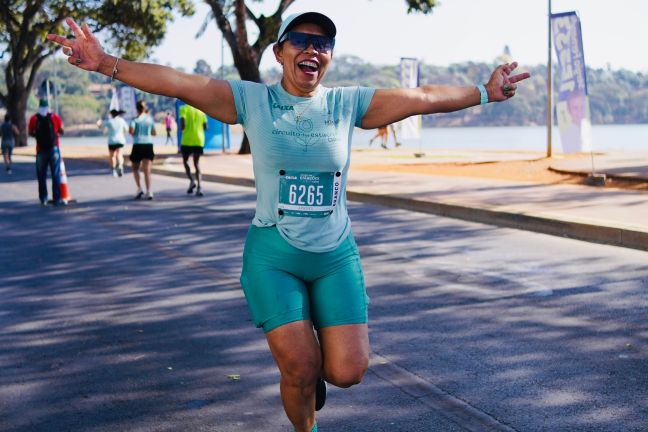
[
  {"x1": 152, "y1": 167, "x2": 256, "y2": 188},
  {"x1": 152, "y1": 166, "x2": 648, "y2": 252},
  {"x1": 548, "y1": 166, "x2": 648, "y2": 183},
  {"x1": 18, "y1": 151, "x2": 648, "y2": 249},
  {"x1": 347, "y1": 191, "x2": 648, "y2": 252}
]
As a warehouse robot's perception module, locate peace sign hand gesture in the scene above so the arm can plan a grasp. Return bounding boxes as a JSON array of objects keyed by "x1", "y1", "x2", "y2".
[
  {"x1": 485, "y1": 62, "x2": 531, "y2": 102},
  {"x1": 47, "y1": 18, "x2": 107, "y2": 72}
]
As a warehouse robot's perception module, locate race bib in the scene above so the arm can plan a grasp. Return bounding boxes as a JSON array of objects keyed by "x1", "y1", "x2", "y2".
[{"x1": 278, "y1": 170, "x2": 342, "y2": 217}]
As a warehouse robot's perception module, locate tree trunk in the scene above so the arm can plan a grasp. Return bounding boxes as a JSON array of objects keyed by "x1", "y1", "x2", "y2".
[
  {"x1": 205, "y1": 0, "x2": 295, "y2": 154},
  {"x1": 233, "y1": 56, "x2": 262, "y2": 83},
  {"x1": 231, "y1": 42, "x2": 257, "y2": 155},
  {"x1": 5, "y1": 72, "x2": 30, "y2": 148}
]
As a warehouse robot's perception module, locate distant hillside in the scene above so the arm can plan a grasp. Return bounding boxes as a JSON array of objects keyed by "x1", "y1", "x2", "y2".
[
  {"x1": 315, "y1": 55, "x2": 648, "y2": 127},
  {"x1": 14, "y1": 56, "x2": 648, "y2": 129}
]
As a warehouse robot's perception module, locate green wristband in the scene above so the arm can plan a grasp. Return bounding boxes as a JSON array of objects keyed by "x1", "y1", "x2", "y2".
[{"x1": 477, "y1": 84, "x2": 488, "y2": 105}]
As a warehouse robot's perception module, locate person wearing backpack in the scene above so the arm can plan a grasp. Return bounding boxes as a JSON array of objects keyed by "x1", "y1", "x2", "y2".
[{"x1": 28, "y1": 98, "x2": 66, "y2": 205}]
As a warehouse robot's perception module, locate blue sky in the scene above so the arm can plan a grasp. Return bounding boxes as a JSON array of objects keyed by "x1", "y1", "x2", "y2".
[{"x1": 150, "y1": 0, "x2": 648, "y2": 73}]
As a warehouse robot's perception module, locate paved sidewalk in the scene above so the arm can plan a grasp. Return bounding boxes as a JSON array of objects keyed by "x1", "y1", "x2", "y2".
[{"x1": 14, "y1": 144, "x2": 648, "y2": 251}]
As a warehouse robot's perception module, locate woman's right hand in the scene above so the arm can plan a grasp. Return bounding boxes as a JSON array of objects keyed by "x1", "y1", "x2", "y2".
[
  {"x1": 47, "y1": 18, "x2": 107, "y2": 72},
  {"x1": 48, "y1": 18, "x2": 238, "y2": 124}
]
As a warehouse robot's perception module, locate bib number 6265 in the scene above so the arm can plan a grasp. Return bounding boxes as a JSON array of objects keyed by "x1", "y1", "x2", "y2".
[
  {"x1": 278, "y1": 170, "x2": 340, "y2": 218},
  {"x1": 289, "y1": 184, "x2": 325, "y2": 206}
]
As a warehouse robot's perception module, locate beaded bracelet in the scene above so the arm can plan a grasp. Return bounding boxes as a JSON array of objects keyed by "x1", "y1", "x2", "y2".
[{"x1": 110, "y1": 57, "x2": 120, "y2": 82}]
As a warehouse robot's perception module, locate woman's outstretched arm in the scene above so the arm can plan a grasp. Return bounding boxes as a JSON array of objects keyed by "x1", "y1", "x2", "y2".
[
  {"x1": 361, "y1": 62, "x2": 531, "y2": 129},
  {"x1": 47, "y1": 18, "x2": 238, "y2": 124}
]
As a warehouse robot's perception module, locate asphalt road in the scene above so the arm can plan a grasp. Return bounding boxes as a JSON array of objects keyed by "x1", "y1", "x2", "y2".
[{"x1": 1, "y1": 156, "x2": 647, "y2": 432}]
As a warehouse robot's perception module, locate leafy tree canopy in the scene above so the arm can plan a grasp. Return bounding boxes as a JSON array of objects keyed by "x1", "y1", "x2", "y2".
[{"x1": 0, "y1": 0, "x2": 194, "y2": 145}]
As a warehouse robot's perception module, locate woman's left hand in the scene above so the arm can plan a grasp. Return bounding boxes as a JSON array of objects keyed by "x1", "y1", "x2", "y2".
[{"x1": 485, "y1": 62, "x2": 531, "y2": 102}]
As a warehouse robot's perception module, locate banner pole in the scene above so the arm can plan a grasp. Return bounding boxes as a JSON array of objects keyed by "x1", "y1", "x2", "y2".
[
  {"x1": 547, "y1": 0, "x2": 553, "y2": 158},
  {"x1": 221, "y1": 32, "x2": 226, "y2": 153}
]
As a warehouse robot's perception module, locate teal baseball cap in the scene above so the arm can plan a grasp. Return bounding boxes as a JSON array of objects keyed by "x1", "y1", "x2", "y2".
[{"x1": 277, "y1": 12, "x2": 337, "y2": 42}]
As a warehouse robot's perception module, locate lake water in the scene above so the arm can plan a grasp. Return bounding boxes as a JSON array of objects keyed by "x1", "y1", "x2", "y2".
[{"x1": 61, "y1": 124, "x2": 647, "y2": 153}]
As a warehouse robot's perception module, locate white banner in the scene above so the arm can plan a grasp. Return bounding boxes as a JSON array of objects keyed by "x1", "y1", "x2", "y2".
[
  {"x1": 397, "y1": 57, "x2": 421, "y2": 140},
  {"x1": 109, "y1": 87, "x2": 120, "y2": 111},
  {"x1": 118, "y1": 85, "x2": 137, "y2": 120}
]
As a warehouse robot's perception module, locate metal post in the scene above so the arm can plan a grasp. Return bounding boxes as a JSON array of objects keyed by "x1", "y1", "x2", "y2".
[
  {"x1": 53, "y1": 58, "x2": 59, "y2": 114},
  {"x1": 221, "y1": 32, "x2": 226, "y2": 153},
  {"x1": 547, "y1": 0, "x2": 553, "y2": 158},
  {"x1": 46, "y1": 79, "x2": 51, "y2": 109}
]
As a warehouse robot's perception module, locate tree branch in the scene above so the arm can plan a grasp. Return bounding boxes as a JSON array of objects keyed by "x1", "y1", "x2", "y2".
[
  {"x1": 205, "y1": 0, "x2": 237, "y2": 48},
  {"x1": 26, "y1": 52, "x2": 51, "y2": 92},
  {"x1": 275, "y1": 0, "x2": 294, "y2": 17},
  {"x1": 234, "y1": 0, "x2": 251, "y2": 53},
  {"x1": 244, "y1": 4, "x2": 261, "y2": 29},
  {"x1": 251, "y1": 0, "x2": 295, "y2": 58}
]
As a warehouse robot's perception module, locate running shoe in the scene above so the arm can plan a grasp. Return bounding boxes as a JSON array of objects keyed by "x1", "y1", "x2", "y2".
[
  {"x1": 111, "y1": 169, "x2": 117, "y2": 177},
  {"x1": 134, "y1": 191, "x2": 144, "y2": 200},
  {"x1": 187, "y1": 182, "x2": 196, "y2": 194},
  {"x1": 54, "y1": 199, "x2": 68, "y2": 206},
  {"x1": 146, "y1": 192, "x2": 154, "y2": 200},
  {"x1": 315, "y1": 377, "x2": 327, "y2": 411},
  {"x1": 117, "y1": 166, "x2": 123, "y2": 177},
  {"x1": 195, "y1": 187, "x2": 204, "y2": 197}
]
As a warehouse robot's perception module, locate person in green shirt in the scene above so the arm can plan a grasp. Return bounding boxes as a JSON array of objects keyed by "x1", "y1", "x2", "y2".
[{"x1": 179, "y1": 104, "x2": 208, "y2": 196}]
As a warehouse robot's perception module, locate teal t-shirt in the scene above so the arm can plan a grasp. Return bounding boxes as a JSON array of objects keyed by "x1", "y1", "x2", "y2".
[
  {"x1": 130, "y1": 113, "x2": 155, "y2": 144},
  {"x1": 228, "y1": 80, "x2": 375, "y2": 252},
  {"x1": 101, "y1": 116, "x2": 129, "y2": 145}
]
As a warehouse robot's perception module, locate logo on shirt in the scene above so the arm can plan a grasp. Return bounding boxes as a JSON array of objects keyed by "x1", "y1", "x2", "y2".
[{"x1": 272, "y1": 103, "x2": 294, "y2": 111}]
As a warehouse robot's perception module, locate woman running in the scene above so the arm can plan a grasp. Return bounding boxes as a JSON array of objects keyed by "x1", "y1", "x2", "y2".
[
  {"x1": 98, "y1": 108, "x2": 128, "y2": 177},
  {"x1": 129, "y1": 101, "x2": 156, "y2": 200},
  {"x1": 48, "y1": 13, "x2": 529, "y2": 432}
]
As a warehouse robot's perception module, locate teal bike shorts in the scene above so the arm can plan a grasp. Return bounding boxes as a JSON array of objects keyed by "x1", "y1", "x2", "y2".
[{"x1": 240, "y1": 225, "x2": 369, "y2": 333}]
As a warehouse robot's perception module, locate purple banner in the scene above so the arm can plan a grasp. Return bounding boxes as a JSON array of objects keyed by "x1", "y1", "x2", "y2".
[{"x1": 551, "y1": 11, "x2": 591, "y2": 153}]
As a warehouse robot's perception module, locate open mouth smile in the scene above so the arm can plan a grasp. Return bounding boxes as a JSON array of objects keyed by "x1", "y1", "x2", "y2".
[{"x1": 298, "y1": 60, "x2": 319, "y2": 75}]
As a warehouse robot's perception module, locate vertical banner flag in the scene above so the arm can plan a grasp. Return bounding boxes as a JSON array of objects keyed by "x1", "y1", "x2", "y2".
[
  {"x1": 397, "y1": 57, "x2": 421, "y2": 140},
  {"x1": 551, "y1": 11, "x2": 592, "y2": 153},
  {"x1": 118, "y1": 85, "x2": 138, "y2": 120},
  {"x1": 109, "y1": 87, "x2": 120, "y2": 112}
]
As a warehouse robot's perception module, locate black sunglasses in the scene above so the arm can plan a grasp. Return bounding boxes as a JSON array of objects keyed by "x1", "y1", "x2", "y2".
[{"x1": 280, "y1": 31, "x2": 335, "y2": 53}]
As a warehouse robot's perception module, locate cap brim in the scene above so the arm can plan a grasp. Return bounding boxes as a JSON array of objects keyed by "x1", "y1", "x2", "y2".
[{"x1": 279, "y1": 12, "x2": 336, "y2": 41}]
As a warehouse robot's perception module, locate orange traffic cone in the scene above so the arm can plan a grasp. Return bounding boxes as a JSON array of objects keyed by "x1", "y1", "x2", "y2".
[{"x1": 59, "y1": 156, "x2": 73, "y2": 203}]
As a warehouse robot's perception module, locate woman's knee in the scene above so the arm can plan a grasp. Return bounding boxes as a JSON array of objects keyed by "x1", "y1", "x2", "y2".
[
  {"x1": 280, "y1": 356, "x2": 321, "y2": 387},
  {"x1": 324, "y1": 357, "x2": 368, "y2": 388}
]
